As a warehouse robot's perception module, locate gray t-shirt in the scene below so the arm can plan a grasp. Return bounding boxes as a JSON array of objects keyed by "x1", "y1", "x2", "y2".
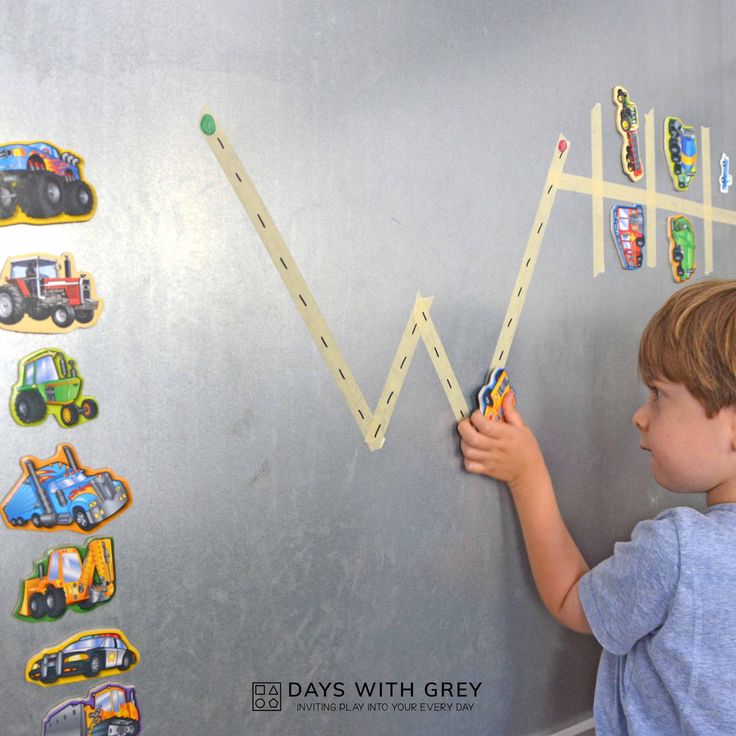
[{"x1": 579, "y1": 504, "x2": 736, "y2": 735}]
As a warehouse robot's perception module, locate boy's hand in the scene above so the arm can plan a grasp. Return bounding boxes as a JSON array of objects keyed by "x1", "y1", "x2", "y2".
[{"x1": 458, "y1": 393, "x2": 547, "y2": 493}]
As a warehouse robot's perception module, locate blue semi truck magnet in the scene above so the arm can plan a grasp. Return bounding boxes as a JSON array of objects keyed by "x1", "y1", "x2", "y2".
[{"x1": 1, "y1": 444, "x2": 131, "y2": 534}]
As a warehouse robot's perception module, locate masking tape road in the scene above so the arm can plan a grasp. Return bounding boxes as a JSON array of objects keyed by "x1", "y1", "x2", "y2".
[
  {"x1": 365, "y1": 294, "x2": 469, "y2": 450},
  {"x1": 201, "y1": 111, "x2": 468, "y2": 450},
  {"x1": 489, "y1": 134, "x2": 570, "y2": 373},
  {"x1": 591, "y1": 104, "x2": 605, "y2": 277},
  {"x1": 701, "y1": 126, "x2": 713, "y2": 274},
  {"x1": 645, "y1": 109, "x2": 657, "y2": 269}
]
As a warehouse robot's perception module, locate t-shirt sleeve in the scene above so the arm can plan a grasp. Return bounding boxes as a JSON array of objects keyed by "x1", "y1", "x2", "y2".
[{"x1": 578, "y1": 514, "x2": 681, "y2": 655}]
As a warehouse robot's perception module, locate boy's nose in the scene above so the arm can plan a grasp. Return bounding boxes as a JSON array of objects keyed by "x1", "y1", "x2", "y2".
[{"x1": 632, "y1": 403, "x2": 648, "y2": 430}]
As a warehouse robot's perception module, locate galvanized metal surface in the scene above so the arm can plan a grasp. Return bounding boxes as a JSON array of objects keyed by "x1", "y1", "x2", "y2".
[{"x1": 2, "y1": 2, "x2": 736, "y2": 734}]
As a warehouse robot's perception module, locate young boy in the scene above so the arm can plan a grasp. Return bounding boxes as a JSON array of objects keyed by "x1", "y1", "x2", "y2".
[{"x1": 458, "y1": 279, "x2": 736, "y2": 735}]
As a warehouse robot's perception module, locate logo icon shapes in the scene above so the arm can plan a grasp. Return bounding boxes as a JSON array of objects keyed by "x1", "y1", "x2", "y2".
[{"x1": 252, "y1": 682, "x2": 281, "y2": 711}]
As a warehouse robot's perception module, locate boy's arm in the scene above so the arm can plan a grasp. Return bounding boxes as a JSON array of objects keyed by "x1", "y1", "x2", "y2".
[{"x1": 458, "y1": 396, "x2": 592, "y2": 634}]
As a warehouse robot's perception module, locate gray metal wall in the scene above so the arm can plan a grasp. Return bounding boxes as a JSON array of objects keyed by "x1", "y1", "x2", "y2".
[{"x1": 1, "y1": 2, "x2": 735, "y2": 734}]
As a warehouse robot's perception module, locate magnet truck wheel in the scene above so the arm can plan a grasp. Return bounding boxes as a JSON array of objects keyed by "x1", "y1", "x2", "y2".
[
  {"x1": 20, "y1": 171, "x2": 64, "y2": 218},
  {"x1": 0, "y1": 184, "x2": 15, "y2": 219},
  {"x1": 60, "y1": 403, "x2": 80, "y2": 426},
  {"x1": 0, "y1": 285, "x2": 25, "y2": 324},
  {"x1": 51, "y1": 304, "x2": 75, "y2": 328},
  {"x1": 74, "y1": 506, "x2": 91, "y2": 531},
  {"x1": 64, "y1": 180, "x2": 94, "y2": 216},
  {"x1": 46, "y1": 587, "x2": 66, "y2": 618},
  {"x1": 29, "y1": 593, "x2": 47, "y2": 618},
  {"x1": 80, "y1": 398, "x2": 98, "y2": 420},
  {"x1": 74, "y1": 308, "x2": 95, "y2": 324},
  {"x1": 15, "y1": 391, "x2": 46, "y2": 423}
]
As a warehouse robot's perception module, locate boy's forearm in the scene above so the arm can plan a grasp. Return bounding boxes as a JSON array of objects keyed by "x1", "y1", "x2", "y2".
[{"x1": 508, "y1": 465, "x2": 591, "y2": 632}]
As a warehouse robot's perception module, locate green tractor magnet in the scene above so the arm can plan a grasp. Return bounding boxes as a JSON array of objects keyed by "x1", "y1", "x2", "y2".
[{"x1": 11, "y1": 348, "x2": 98, "y2": 427}]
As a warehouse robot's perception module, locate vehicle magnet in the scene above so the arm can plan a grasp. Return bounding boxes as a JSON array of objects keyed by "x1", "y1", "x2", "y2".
[
  {"x1": 667, "y1": 214, "x2": 696, "y2": 283},
  {"x1": 42, "y1": 682, "x2": 141, "y2": 736},
  {"x1": 613, "y1": 86, "x2": 644, "y2": 182},
  {"x1": 0, "y1": 251, "x2": 104, "y2": 334},
  {"x1": 664, "y1": 116, "x2": 697, "y2": 191},
  {"x1": 10, "y1": 348, "x2": 99, "y2": 428},
  {"x1": 27, "y1": 629, "x2": 139, "y2": 687},
  {"x1": 610, "y1": 204, "x2": 645, "y2": 269},
  {"x1": 1, "y1": 444, "x2": 132, "y2": 534},
  {"x1": 720, "y1": 153, "x2": 732, "y2": 193},
  {"x1": 0, "y1": 140, "x2": 96, "y2": 226},
  {"x1": 478, "y1": 367, "x2": 514, "y2": 422},
  {"x1": 14, "y1": 537, "x2": 116, "y2": 621}
]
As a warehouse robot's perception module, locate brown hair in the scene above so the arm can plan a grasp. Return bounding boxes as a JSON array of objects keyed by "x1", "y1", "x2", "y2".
[{"x1": 639, "y1": 279, "x2": 736, "y2": 416}]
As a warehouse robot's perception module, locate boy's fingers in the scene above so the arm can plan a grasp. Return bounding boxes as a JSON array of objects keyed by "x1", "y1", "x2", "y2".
[
  {"x1": 469, "y1": 409, "x2": 506, "y2": 438},
  {"x1": 463, "y1": 458, "x2": 488, "y2": 475},
  {"x1": 460, "y1": 439, "x2": 492, "y2": 461},
  {"x1": 502, "y1": 391, "x2": 525, "y2": 428}
]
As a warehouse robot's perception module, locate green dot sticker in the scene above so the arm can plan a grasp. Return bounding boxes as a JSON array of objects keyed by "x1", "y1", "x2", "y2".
[{"x1": 200, "y1": 114, "x2": 216, "y2": 136}]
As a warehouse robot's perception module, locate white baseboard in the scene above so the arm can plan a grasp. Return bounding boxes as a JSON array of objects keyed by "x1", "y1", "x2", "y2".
[{"x1": 548, "y1": 716, "x2": 595, "y2": 736}]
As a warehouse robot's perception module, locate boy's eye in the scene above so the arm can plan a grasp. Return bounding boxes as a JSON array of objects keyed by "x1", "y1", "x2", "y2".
[{"x1": 648, "y1": 386, "x2": 661, "y2": 400}]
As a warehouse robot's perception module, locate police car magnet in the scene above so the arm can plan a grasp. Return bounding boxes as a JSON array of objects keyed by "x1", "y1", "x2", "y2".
[
  {"x1": 26, "y1": 628, "x2": 139, "y2": 687},
  {"x1": 0, "y1": 252, "x2": 104, "y2": 334},
  {"x1": 1, "y1": 444, "x2": 132, "y2": 534},
  {"x1": 720, "y1": 153, "x2": 732, "y2": 194}
]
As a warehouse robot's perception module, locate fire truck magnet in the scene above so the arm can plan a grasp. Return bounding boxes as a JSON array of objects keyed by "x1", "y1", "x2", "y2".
[
  {"x1": 14, "y1": 537, "x2": 115, "y2": 621},
  {"x1": 0, "y1": 252, "x2": 103, "y2": 334},
  {"x1": 1, "y1": 444, "x2": 132, "y2": 534},
  {"x1": 42, "y1": 683, "x2": 141, "y2": 736},
  {"x1": 27, "y1": 628, "x2": 139, "y2": 687},
  {"x1": 610, "y1": 204, "x2": 645, "y2": 269},
  {"x1": 10, "y1": 348, "x2": 99, "y2": 428},
  {"x1": 0, "y1": 140, "x2": 96, "y2": 226},
  {"x1": 613, "y1": 86, "x2": 644, "y2": 182}
]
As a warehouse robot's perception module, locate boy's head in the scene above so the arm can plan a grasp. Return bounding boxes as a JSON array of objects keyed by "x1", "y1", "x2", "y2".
[{"x1": 639, "y1": 279, "x2": 736, "y2": 417}]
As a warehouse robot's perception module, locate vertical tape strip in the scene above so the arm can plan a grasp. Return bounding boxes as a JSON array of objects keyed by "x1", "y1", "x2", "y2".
[
  {"x1": 644, "y1": 109, "x2": 657, "y2": 269},
  {"x1": 701, "y1": 126, "x2": 713, "y2": 274},
  {"x1": 489, "y1": 134, "x2": 570, "y2": 372},
  {"x1": 591, "y1": 103, "x2": 605, "y2": 277}
]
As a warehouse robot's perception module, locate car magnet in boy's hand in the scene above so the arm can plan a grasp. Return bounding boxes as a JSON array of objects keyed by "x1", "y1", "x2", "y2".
[{"x1": 478, "y1": 367, "x2": 513, "y2": 422}]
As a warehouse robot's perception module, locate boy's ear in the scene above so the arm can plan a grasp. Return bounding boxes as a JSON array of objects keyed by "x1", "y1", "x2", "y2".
[{"x1": 728, "y1": 407, "x2": 736, "y2": 451}]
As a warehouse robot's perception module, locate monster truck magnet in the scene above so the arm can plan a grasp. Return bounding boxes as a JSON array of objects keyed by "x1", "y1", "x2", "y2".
[
  {"x1": 0, "y1": 252, "x2": 104, "y2": 334},
  {"x1": 26, "y1": 628, "x2": 139, "y2": 687},
  {"x1": 0, "y1": 140, "x2": 96, "y2": 225},
  {"x1": 10, "y1": 348, "x2": 99, "y2": 428},
  {"x1": 14, "y1": 537, "x2": 116, "y2": 622},
  {"x1": 1, "y1": 444, "x2": 132, "y2": 534}
]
